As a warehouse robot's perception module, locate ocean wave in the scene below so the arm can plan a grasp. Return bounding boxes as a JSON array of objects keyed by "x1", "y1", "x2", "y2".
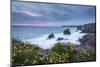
[{"x1": 26, "y1": 31, "x2": 86, "y2": 49}]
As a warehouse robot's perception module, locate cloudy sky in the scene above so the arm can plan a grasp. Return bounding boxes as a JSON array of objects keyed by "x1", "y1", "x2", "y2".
[{"x1": 12, "y1": 1, "x2": 96, "y2": 26}]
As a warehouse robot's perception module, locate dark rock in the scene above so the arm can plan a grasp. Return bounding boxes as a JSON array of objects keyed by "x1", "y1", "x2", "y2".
[
  {"x1": 79, "y1": 33, "x2": 96, "y2": 48},
  {"x1": 47, "y1": 33, "x2": 54, "y2": 39},
  {"x1": 81, "y1": 23, "x2": 96, "y2": 33},
  {"x1": 57, "y1": 37, "x2": 64, "y2": 41},
  {"x1": 77, "y1": 25, "x2": 82, "y2": 30},
  {"x1": 63, "y1": 29, "x2": 71, "y2": 35}
]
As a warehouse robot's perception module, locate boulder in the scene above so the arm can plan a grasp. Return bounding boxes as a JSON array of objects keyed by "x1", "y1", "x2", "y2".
[
  {"x1": 47, "y1": 33, "x2": 54, "y2": 39},
  {"x1": 57, "y1": 37, "x2": 64, "y2": 41},
  {"x1": 63, "y1": 29, "x2": 71, "y2": 35}
]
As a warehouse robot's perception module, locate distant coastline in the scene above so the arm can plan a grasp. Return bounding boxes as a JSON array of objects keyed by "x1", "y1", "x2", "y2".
[{"x1": 61, "y1": 25, "x2": 79, "y2": 27}]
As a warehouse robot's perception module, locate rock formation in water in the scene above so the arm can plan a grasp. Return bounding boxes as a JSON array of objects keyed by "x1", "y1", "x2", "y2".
[
  {"x1": 77, "y1": 25, "x2": 82, "y2": 31},
  {"x1": 57, "y1": 37, "x2": 64, "y2": 41},
  {"x1": 63, "y1": 29, "x2": 71, "y2": 35},
  {"x1": 47, "y1": 33, "x2": 55, "y2": 39}
]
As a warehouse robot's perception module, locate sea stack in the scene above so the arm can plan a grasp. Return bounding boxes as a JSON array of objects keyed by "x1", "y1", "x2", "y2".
[
  {"x1": 63, "y1": 29, "x2": 71, "y2": 35},
  {"x1": 47, "y1": 33, "x2": 55, "y2": 39},
  {"x1": 77, "y1": 25, "x2": 82, "y2": 31}
]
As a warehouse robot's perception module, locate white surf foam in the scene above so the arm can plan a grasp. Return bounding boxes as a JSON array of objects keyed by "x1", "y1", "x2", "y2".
[{"x1": 26, "y1": 31, "x2": 86, "y2": 49}]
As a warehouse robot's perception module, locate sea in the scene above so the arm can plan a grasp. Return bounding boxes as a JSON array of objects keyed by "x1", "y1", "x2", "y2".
[{"x1": 12, "y1": 26, "x2": 86, "y2": 49}]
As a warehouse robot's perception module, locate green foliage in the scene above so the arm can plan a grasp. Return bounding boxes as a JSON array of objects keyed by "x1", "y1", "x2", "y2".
[
  {"x1": 68, "y1": 47, "x2": 96, "y2": 62},
  {"x1": 52, "y1": 43, "x2": 75, "y2": 53},
  {"x1": 45, "y1": 52, "x2": 69, "y2": 63},
  {"x1": 12, "y1": 39, "x2": 96, "y2": 66},
  {"x1": 84, "y1": 48, "x2": 96, "y2": 61},
  {"x1": 52, "y1": 43, "x2": 67, "y2": 53},
  {"x1": 12, "y1": 39, "x2": 41, "y2": 66}
]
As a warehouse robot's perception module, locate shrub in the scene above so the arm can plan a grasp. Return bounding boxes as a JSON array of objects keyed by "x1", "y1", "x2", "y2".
[
  {"x1": 52, "y1": 43, "x2": 67, "y2": 53},
  {"x1": 12, "y1": 39, "x2": 41, "y2": 66},
  {"x1": 45, "y1": 52, "x2": 69, "y2": 63}
]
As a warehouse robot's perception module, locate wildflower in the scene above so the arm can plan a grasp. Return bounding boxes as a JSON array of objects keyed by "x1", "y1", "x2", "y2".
[
  {"x1": 33, "y1": 60, "x2": 37, "y2": 64},
  {"x1": 40, "y1": 57, "x2": 44, "y2": 61},
  {"x1": 19, "y1": 50, "x2": 21, "y2": 53}
]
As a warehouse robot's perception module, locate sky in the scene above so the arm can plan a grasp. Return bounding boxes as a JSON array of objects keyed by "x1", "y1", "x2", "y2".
[{"x1": 12, "y1": 1, "x2": 96, "y2": 26}]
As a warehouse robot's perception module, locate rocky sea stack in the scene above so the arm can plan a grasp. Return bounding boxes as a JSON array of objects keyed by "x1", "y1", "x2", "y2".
[
  {"x1": 77, "y1": 25, "x2": 82, "y2": 31},
  {"x1": 47, "y1": 33, "x2": 55, "y2": 39},
  {"x1": 63, "y1": 29, "x2": 71, "y2": 35}
]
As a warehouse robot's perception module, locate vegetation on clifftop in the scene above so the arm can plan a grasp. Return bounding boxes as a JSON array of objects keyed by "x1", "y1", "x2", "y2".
[{"x1": 12, "y1": 39, "x2": 96, "y2": 66}]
